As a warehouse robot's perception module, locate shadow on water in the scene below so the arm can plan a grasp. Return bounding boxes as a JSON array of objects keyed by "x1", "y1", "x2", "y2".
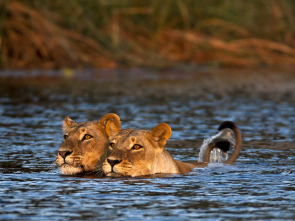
[{"x1": 0, "y1": 67, "x2": 295, "y2": 220}]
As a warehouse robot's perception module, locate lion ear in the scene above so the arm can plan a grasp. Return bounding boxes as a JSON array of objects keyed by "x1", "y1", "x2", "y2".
[
  {"x1": 99, "y1": 113, "x2": 121, "y2": 137},
  {"x1": 150, "y1": 123, "x2": 172, "y2": 148},
  {"x1": 63, "y1": 116, "x2": 76, "y2": 132}
]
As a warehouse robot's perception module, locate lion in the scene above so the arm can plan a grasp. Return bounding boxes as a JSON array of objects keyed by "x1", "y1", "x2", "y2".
[
  {"x1": 56, "y1": 113, "x2": 120, "y2": 175},
  {"x1": 102, "y1": 119, "x2": 242, "y2": 177}
]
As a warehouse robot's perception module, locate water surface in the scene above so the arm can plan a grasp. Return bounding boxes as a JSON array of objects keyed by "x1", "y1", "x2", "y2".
[{"x1": 0, "y1": 68, "x2": 295, "y2": 220}]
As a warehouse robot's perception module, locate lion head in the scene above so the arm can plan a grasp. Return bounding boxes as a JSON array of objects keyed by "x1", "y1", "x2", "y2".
[
  {"x1": 102, "y1": 121, "x2": 189, "y2": 177},
  {"x1": 102, "y1": 119, "x2": 242, "y2": 177},
  {"x1": 56, "y1": 113, "x2": 120, "y2": 175}
]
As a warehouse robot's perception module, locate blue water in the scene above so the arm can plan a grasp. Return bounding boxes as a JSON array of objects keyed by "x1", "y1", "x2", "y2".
[{"x1": 0, "y1": 68, "x2": 295, "y2": 220}]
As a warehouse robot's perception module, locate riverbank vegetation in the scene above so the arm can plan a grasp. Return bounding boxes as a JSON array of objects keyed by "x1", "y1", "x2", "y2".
[{"x1": 1, "y1": 0, "x2": 295, "y2": 69}]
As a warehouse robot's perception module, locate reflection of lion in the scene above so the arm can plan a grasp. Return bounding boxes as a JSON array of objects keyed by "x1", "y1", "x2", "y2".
[
  {"x1": 103, "y1": 120, "x2": 242, "y2": 177},
  {"x1": 56, "y1": 113, "x2": 120, "y2": 175}
]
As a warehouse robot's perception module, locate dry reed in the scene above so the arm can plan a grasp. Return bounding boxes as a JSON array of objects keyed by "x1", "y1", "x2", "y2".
[
  {"x1": 1, "y1": 1, "x2": 115, "y2": 69},
  {"x1": 1, "y1": 0, "x2": 295, "y2": 69}
]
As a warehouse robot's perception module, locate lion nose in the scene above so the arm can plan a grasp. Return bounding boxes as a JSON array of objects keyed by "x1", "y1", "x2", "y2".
[
  {"x1": 107, "y1": 158, "x2": 122, "y2": 168},
  {"x1": 58, "y1": 151, "x2": 73, "y2": 159}
]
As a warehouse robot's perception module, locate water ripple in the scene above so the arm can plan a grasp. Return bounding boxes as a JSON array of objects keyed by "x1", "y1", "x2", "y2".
[{"x1": 1, "y1": 70, "x2": 295, "y2": 220}]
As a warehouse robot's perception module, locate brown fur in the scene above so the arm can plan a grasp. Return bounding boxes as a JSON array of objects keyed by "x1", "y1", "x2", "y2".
[
  {"x1": 56, "y1": 113, "x2": 120, "y2": 175},
  {"x1": 202, "y1": 122, "x2": 242, "y2": 164},
  {"x1": 103, "y1": 122, "x2": 208, "y2": 177},
  {"x1": 103, "y1": 120, "x2": 242, "y2": 177}
]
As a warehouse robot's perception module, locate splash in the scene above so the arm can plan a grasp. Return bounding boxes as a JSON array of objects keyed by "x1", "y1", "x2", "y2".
[{"x1": 198, "y1": 128, "x2": 236, "y2": 163}]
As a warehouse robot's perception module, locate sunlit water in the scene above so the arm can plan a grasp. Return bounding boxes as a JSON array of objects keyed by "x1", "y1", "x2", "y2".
[{"x1": 0, "y1": 68, "x2": 295, "y2": 220}]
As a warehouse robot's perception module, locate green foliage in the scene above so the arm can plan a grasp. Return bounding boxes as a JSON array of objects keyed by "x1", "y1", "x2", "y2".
[
  {"x1": 2, "y1": 0, "x2": 295, "y2": 69},
  {"x1": 21, "y1": 0, "x2": 295, "y2": 41}
]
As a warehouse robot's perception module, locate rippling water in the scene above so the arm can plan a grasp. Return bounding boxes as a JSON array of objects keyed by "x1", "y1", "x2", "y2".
[{"x1": 0, "y1": 68, "x2": 295, "y2": 220}]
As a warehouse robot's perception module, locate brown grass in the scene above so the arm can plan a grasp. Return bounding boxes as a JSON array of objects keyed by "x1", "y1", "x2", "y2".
[
  {"x1": 1, "y1": 1, "x2": 115, "y2": 69},
  {"x1": 157, "y1": 30, "x2": 295, "y2": 67},
  {"x1": 1, "y1": 0, "x2": 295, "y2": 69}
]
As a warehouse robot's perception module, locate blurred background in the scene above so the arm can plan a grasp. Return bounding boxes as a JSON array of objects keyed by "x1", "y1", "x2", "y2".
[
  {"x1": 1, "y1": 0, "x2": 295, "y2": 70},
  {"x1": 1, "y1": 2, "x2": 295, "y2": 220}
]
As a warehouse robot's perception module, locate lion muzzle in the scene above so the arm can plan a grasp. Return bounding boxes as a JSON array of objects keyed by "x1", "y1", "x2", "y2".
[
  {"x1": 107, "y1": 158, "x2": 122, "y2": 168},
  {"x1": 58, "y1": 150, "x2": 73, "y2": 159}
]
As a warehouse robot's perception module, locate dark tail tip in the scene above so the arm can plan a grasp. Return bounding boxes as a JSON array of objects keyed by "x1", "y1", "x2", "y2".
[
  {"x1": 215, "y1": 140, "x2": 231, "y2": 152},
  {"x1": 218, "y1": 121, "x2": 237, "y2": 131}
]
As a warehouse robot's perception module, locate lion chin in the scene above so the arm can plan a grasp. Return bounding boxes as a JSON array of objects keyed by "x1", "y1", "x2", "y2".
[
  {"x1": 105, "y1": 172, "x2": 124, "y2": 177},
  {"x1": 60, "y1": 164, "x2": 84, "y2": 175},
  {"x1": 56, "y1": 113, "x2": 121, "y2": 176},
  {"x1": 102, "y1": 119, "x2": 242, "y2": 177}
]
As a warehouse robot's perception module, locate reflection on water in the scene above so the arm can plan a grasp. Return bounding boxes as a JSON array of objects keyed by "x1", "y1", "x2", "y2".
[{"x1": 0, "y1": 68, "x2": 295, "y2": 220}]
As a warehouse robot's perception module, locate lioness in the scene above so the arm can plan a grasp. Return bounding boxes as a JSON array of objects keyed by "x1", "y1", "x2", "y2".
[
  {"x1": 103, "y1": 119, "x2": 242, "y2": 177},
  {"x1": 56, "y1": 113, "x2": 120, "y2": 175}
]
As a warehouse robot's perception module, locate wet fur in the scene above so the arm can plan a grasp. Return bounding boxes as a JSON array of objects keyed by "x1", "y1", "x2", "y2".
[
  {"x1": 56, "y1": 113, "x2": 120, "y2": 175},
  {"x1": 103, "y1": 122, "x2": 207, "y2": 177},
  {"x1": 103, "y1": 120, "x2": 242, "y2": 177},
  {"x1": 202, "y1": 121, "x2": 242, "y2": 164}
]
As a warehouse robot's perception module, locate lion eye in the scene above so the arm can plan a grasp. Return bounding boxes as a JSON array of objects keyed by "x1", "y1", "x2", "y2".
[
  {"x1": 63, "y1": 135, "x2": 68, "y2": 140},
  {"x1": 83, "y1": 134, "x2": 93, "y2": 140},
  {"x1": 109, "y1": 142, "x2": 115, "y2": 148},
  {"x1": 132, "y1": 144, "x2": 143, "y2": 150}
]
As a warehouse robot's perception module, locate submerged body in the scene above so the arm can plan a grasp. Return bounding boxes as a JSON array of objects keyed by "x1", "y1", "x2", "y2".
[{"x1": 102, "y1": 119, "x2": 242, "y2": 177}]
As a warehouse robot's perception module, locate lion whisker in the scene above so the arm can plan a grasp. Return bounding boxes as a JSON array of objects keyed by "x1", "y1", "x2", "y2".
[
  {"x1": 48, "y1": 161, "x2": 58, "y2": 170},
  {"x1": 95, "y1": 169, "x2": 105, "y2": 177},
  {"x1": 56, "y1": 113, "x2": 120, "y2": 176}
]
